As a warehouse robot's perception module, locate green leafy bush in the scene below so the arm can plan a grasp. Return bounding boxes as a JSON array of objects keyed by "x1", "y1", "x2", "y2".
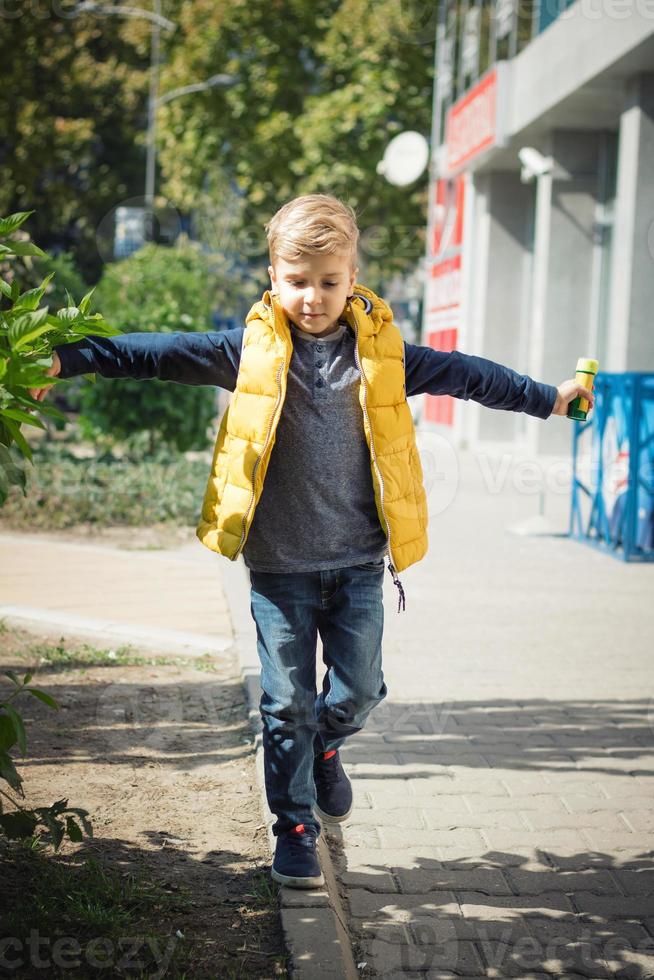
[
  {"x1": 0, "y1": 211, "x2": 117, "y2": 505},
  {"x1": 79, "y1": 239, "x2": 219, "y2": 454},
  {"x1": 0, "y1": 436, "x2": 208, "y2": 528},
  {"x1": 0, "y1": 668, "x2": 91, "y2": 849}
]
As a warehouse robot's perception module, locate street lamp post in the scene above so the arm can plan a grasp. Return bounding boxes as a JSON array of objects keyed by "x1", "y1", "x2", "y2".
[{"x1": 73, "y1": 2, "x2": 234, "y2": 236}]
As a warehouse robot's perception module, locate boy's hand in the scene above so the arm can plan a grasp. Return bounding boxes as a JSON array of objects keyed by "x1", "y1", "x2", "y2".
[
  {"x1": 28, "y1": 351, "x2": 61, "y2": 402},
  {"x1": 552, "y1": 378, "x2": 595, "y2": 417}
]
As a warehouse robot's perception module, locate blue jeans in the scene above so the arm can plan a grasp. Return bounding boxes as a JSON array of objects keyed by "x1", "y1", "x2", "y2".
[{"x1": 248, "y1": 560, "x2": 388, "y2": 836}]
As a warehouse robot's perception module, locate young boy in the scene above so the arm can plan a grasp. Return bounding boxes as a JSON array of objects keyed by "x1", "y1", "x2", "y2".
[{"x1": 33, "y1": 194, "x2": 594, "y2": 889}]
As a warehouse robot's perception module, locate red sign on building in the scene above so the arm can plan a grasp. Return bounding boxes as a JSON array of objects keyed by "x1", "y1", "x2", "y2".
[{"x1": 445, "y1": 67, "x2": 500, "y2": 174}]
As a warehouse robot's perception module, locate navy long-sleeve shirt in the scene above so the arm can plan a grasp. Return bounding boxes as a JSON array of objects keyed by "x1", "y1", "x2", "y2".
[
  {"x1": 54, "y1": 324, "x2": 557, "y2": 571},
  {"x1": 55, "y1": 325, "x2": 557, "y2": 417}
]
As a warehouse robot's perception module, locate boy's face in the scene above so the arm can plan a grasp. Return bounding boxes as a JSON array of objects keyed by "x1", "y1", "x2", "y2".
[{"x1": 268, "y1": 252, "x2": 358, "y2": 338}]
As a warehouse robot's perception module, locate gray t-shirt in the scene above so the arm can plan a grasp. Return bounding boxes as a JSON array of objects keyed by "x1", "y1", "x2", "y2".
[{"x1": 242, "y1": 319, "x2": 388, "y2": 573}]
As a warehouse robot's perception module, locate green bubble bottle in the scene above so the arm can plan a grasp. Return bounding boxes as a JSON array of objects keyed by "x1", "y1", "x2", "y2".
[{"x1": 567, "y1": 357, "x2": 599, "y2": 421}]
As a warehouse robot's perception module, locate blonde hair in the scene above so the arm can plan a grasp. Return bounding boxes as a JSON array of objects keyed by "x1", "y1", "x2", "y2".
[{"x1": 265, "y1": 194, "x2": 359, "y2": 269}]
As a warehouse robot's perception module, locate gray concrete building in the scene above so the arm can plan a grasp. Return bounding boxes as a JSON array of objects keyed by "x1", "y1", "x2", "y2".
[{"x1": 422, "y1": 0, "x2": 654, "y2": 456}]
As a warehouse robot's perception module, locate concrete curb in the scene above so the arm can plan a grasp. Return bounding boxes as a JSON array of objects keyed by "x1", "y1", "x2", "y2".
[
  {"x1": 219, "y1": 559, "x2": 358, "y2": 980},
  {"x1": 0, "y1": 605, "x2": 232, "y2": 659}
]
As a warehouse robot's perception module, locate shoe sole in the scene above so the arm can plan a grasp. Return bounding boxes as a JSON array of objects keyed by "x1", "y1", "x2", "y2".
[
  {"x1": 271, "y1": 867, "x2": 325, "y2": 888},
  {"x1": 314, "y1": 803, "x2": 353, "y2": 823}
]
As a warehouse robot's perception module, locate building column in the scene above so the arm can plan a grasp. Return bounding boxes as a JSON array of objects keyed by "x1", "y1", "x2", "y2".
[
  {"x1": 525, "y1": 129, "x2": 603, "y2": 456},
  {"x1": 465, "y1": 171, "x2": 535, "y2": 451},
  {"x1": 607, "y1": 74, "x2": 654, "y2": 372}
]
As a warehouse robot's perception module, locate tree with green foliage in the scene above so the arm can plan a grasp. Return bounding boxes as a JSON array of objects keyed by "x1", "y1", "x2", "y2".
[
  {"x1": 0, "y1": 6, "x2": 152, "y2": 283},
  {"x1": 79, "y1": 239, "x2": 223, "y2": 455},
  {"x1": 157, "y1": 0, "x2": 434, "y2": 288}
]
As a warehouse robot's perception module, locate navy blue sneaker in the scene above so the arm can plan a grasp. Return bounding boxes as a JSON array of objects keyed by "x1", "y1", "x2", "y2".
[
  {"x1": 313, "y1": 749, "x2": 353, "y2": 822},
  {"x1": 271, "y1": 824, "x2": 324, "y2": 888}
]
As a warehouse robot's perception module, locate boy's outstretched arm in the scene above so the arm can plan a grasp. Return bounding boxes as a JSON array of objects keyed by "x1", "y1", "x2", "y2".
[
  {"x1": 29, "y1": 328, "x2": 245, "y2": 401},
  {"x1": 403, "y1": 343, "x2": 594, "y2": 419}
]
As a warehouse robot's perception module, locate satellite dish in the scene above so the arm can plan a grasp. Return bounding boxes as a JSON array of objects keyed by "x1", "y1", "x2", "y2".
[{"x1": 377, "y1": 131, "x2": 429, "y2": 187}]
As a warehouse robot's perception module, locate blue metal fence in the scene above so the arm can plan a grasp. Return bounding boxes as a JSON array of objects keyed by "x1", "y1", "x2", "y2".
[{"x1": 569, "y1": 372, "x2": 654, "y2": 562}]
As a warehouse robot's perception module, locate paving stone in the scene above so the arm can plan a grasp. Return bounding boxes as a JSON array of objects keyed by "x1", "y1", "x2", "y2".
[
  {"x1": 422, "y1": 808, "x2": 528, "y2": 831},
  {"x1": 506, "y1": 868, "x2": 621, "y2": 896},
  {"x1": 464, "y1": 793, "x2": 569, "y2": 813},
  {"x1": 349, "y1": 807, "x2": 426, "y2": 828},
  {"x1": 614, "y1": 870, "x2": 654, "y2": 895},
  {"x1": 406, "y1": 776, "x2": 512, "y2": 796},
  {"x1": 620, "y1": 811, "x2": 654, "y2": 833},
  {"x1": 377, "y1": 826, "x2": 488, "y2": 851},
  {"x1": 579, "y1": 831, "x2": 650, "y2": 851},
  {"x1": 358, "y1": 936, "x2": 483, "y2": 976},
  {"x1": 458, "y1": 891, "x2": 576, "y2": 915},
  {"x1": 348, "y1": 889, "x2": 460, "y2": 920},
  {"x1": 545, "y1": 850, "x2": 643, "y2": 871},
  {"x1": 540, "y1": 779, "x2": 610, "y2": 796},
  {"x1": 397, "y1": 750, "x2": 492, "y2": 768},
  {"x1": 574, "y1": 893, "x2": 654, "y2": 917},
  {"x1": 523, "y1": 811, "x2": 631, "y2": 832},
  {"x1": 395, "y1": 867, "x2": 511, "y2": 895},
  {"x1": 439, "y1": 845, "x2": 551, "y2": 868},
  {"x1": 368, "y1": 792, "x2": 470, "y2": 814},
  {"x1": 482, "y1": 829, "x2": 591, "y2": 851},
  {"x1": 339, "y1": 870, "x2": 399, "y2": 892},
  {"x1": 561, "y1": 794, "x2": 653, "y2": 813},
  {"x1": 337, "y1": 847, "x2": 444, "y2": 871}
]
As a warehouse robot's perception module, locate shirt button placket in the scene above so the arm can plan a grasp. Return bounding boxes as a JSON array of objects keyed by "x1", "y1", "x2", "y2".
[{"x1": 315, "y1": 344, "x2": 324, "y2": 392}]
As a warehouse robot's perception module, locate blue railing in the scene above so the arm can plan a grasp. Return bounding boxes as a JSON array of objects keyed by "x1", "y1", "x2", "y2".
[{"x1": 569, "y1": 372, "x2": 654, "y2": 561}]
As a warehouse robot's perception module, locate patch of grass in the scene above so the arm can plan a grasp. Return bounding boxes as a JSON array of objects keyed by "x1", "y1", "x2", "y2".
[
  {"x1": 13, "y1": 638, "x2": 226, "y2": 675},
  {"x1": 244, "y1": 868, "x2": 282, "y2": 908},
  {"x1": 1, "y1": 839, "x2": 193, "y2": 978}
]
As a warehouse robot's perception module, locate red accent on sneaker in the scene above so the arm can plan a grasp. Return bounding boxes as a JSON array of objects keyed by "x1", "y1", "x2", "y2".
[
  {"x1": 292, "y1": 824, "x2": 305, "y2": 834},
  {"x1": 323, "y1": 750, "x2": 337, "y2": 760}
]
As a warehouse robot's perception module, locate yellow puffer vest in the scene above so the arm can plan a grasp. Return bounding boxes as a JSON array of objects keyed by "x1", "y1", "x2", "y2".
[{"x1": 196, "y1": 283, "x2": 428, "y2": 597}]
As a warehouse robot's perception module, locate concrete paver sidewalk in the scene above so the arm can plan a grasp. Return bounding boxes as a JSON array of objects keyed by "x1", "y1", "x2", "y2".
[{"x1": 331, "y1": 449, "x2": 654, "y2": 978}]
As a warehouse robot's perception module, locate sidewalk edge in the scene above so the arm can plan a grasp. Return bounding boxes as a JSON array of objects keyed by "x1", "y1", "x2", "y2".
[{"x1": 219, "y1": 558, "x2": 358, "y2": 980}]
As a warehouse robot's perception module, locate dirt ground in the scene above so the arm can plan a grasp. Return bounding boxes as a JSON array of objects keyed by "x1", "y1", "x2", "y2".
[{"x1": 0, "y1": 616, "x2": 287, "y2": 979}]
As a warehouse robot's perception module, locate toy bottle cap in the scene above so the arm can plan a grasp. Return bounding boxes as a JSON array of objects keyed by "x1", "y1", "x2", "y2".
[{"x1": 576, "y1": 357, "x2": 599, "y2": 374}]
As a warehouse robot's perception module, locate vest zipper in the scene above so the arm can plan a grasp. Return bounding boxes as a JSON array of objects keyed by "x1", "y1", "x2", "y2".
[{"x1": 351, "y1": 312, "x2": 406, "y2": 614}]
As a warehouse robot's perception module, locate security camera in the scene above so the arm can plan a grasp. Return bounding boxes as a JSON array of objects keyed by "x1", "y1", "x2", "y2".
[{"x1": 518, "y1": 146, "x2": 554, "y2": 183}]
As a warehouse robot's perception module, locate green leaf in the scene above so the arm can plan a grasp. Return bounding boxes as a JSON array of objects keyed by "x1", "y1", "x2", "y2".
[
  {"x1": 26, "y1": 688, "x2": 60, "y2": 710},
  {"x1": 0, "y1": 715, "x2": 17, "y2": 753},
  {"x1": 0, "y1": 810, "x2": 37, "y2": 840},
  {"x1": 13, "y1": 274, "x2": 55, "y2": 312},
  {"x1": 8, "y1": 307, "x2": 51, "y2": 349},
  {"x1": 3, "y1": 670, "x2": 21, "y2": 687},
  {"x1": 0, "y1": 749, "x2": 22, "y2": 792},
  {"x1": 0, "y1": 212, "x2": 35, "y2": 237},
  {"x1": 3, "y1": 240, "x2": 46, "y2": 258},
  {"x1": 78, "y1": 287, "x2": 95, "y2": 315},
  {"x1": 3, "y1": 705, "x2": 26, "y2": 756},
  {"x1": 0, "y1": 279, "x2": 12, "y2": 298},
  {"x1": 55, "y1": 306, "x2": 80, "y2": 323},
  {"x1": 0, "y1": 408, "x2": 46, "y2": 431},
  {"x1": 3, "y1": 418, "x2": 32, "y2": 461}
]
